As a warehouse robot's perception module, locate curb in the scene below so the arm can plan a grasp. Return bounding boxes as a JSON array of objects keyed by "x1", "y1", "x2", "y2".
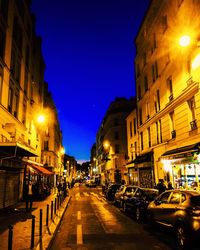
[{"x1": 35, "y1": 195, "x2": 71, "y2": 250}]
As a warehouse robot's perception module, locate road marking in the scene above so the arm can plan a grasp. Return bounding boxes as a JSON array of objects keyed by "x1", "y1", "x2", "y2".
[
  {"x1": 77, "y1": 211, "x2": 81, "y2": 220},
  {"x1": 77, "y1": 224, "x2": 83, "y2": 245}
]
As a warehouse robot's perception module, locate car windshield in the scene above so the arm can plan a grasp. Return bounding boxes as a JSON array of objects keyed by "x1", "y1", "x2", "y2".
[{"x1": 191, "y1": 195, "x2": 200, "y2": 206}]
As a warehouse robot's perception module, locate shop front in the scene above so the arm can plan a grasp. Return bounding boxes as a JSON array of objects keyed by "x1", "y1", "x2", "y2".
[
  {"x1": 24, "y1": 161, "x2": 54, "y2": 200},
  {"x1": 133, "y1": 151, "x2": 154, "y2": 188},
  {"x1": 126, "y1": 161, "x2": 138, "y2": 185},
  {"x1": 0, "y1": 142, "x2": 38, "y2": 209},
  {"x1": 161, "y1": 143, "x2": 200, "y2": 189}
]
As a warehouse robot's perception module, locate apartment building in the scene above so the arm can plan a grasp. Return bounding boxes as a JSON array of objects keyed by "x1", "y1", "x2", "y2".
[
  {"x1": 0, "y1": 0, "x2": 63, "y2": 208},
  {"x1": 134, "y1": 0, "x2": 200, "y2": 188},
  {"x1": 96, "y1": 97, "x2": 136, "y2": 184}
]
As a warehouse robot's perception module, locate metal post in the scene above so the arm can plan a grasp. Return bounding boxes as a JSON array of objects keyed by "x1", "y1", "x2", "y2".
[
  {"x1": 46, "y1": 204, "x2": 49, "y2": 227},
  {"x1": 51, "y1": 201, "x2": 53, "y2": 221},
  {"x1": 31, "y1": 215, "x2": 35, "y2": 249},
  {"x1": 54, "y1": 198, "x2": 57, "y2": 214},
  {"x1": 39, "y1": 209, "x2": 42, "y2": 237},
  {"x1": 8, "y1": 225, "x2": 13, "y2": 250}
]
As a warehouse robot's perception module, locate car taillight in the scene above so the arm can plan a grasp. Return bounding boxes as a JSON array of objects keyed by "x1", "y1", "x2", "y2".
[{"x1": 189, "y1": 209, "x2": 200, "y2": 217}]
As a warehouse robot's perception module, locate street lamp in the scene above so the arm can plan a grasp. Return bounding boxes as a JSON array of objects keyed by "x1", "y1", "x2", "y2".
[{"x1": 179, "y1": 35, "x2": 191, "y2": 47}]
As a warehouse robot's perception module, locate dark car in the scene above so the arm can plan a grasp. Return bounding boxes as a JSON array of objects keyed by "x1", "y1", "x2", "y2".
[
  {"x1": 114, "y1": 185, "x2": 138, "y2": 207},
  {"x1": 147, "y1": 189, "x2": 200, "y2": 248},
  {"x1": 105, "y1": 183, "x2": 122, "y2": 201},
  {"x1": 122, "y1": 187, "x2": 159, "y2": 222}
]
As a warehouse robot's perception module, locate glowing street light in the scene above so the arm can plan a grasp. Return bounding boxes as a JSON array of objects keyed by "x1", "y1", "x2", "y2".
[
  {"x1": 103, "y1": 140, "x2": 110, "y2": 149},
  {"x1": 179, "y1": 35, "x2": 191, "y2": 47},
  {"x1": 37, "y1": 114, "x2": 45, "y2": 123}
]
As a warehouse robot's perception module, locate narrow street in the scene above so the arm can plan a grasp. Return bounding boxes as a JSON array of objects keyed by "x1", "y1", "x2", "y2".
[{"x1": 50, "y1": 186, "x2": 175, "y2": 250}]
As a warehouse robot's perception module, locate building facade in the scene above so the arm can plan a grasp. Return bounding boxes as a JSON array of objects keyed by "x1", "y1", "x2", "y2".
[
  {"x1": 0, "y1": 0, "x2": 63, "y2": 208},
  {"x1": 134, "y1": 0, "x2": 200, "y2": 189},
  {"x1": 96, "y1": 97, "x2": 136, "y2": 184}
]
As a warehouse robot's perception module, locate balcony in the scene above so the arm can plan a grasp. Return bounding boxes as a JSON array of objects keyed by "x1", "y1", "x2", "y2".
[
  {"x1": 171, "y1": 130, "x2": 176, "y2": 139},
  {"x1": 190, "y1": 120, "x2": 197, "y2": 131}
]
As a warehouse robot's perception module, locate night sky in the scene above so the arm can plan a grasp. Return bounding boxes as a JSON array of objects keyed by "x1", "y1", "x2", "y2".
[{"x1": 31, "y1": 0, "x2": 151, "y2": 162}]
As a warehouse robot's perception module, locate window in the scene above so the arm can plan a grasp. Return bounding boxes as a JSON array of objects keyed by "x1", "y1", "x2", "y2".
[
  {"x1": 138, "y1": 85, "x2": 141, "y2": 100},
  {"x1": 152, "y1": 61, "x2": 159, "y2": 83},
  {"x1": 22, "y1": 99, "x2": 27, "y2": 125},
  {"x1": 161, "y1": 15, "x2": 168, "y2": 33},
  {"x1": 156, "y1": 120, "x2": 162, "y2": 144},
  {"x1": 0, "y1": 26, "x2": 6, "y2": 60},
  {"x1": 8, "y1": 87, "x2": 13, "y2": 113},
  {"x1": 140, "y1": 132, "x2": 143, "y2": 150},
  {"x1": 0, "y1": 74, "x2": 2, "y2": 103},
  {"x1": 13, "y1": 93, "x2": 19, "y2": 118},
  {"x1": 146, "y1": 102, "x2": 150, "y2": 119},
  {"x1": 143, "y1": 52, "x2": 147, "y2": 67},
  {"x1": 167, "y1": 76, "x2": 173, "y2": 101},
  {"x1": 114, "y1": 131, "x2": 119, "y2": 140},
  {"x1": 133, "y1": 118, "x2": 137, "y2": 135},
  {"x1": 147, "y1": 127, "x2": 151, "y2": 147},
  {"x1": 188, "y1": 98, "x2": 197, "y2": 130},
  {"x1": 139, "y1": 108, "x2": 142, "y2": 125},
  {"x1": 159, "y1": 192, "x2": 171, "y2": 204},
  {"x1": 169, "y1": 192, "x2": 180, "y2": 204},
  {"x1": 134, "y1": 141, "x2": 137, "y2": 157},
  {"x1": 169, "y1": 111, "x2": 176, "y2": 139},
  {"x1": 151, "y1": 33, "x2": 157, "y2": 54},
  {"x1": 115, "y1": 144, "x2": 120, "y2": 154},
  {"x1": 0, "y1": 0, "x2": 9, "y2": 21},
  {"x1": 129, "y1": 122, "x2": 133, "y2": 138},
  {"x1": 114, "y1": 118, "x2": 119, "y2": 126},
  {"x1": 154, "y1": 90, "x2": 160, "y2": 113},
  {"x1": 144, "y1": 75, "x2": 148, "y2": 92},
  {"x1": 44, "y1": 140, "x2": 49, "y2": 151}
]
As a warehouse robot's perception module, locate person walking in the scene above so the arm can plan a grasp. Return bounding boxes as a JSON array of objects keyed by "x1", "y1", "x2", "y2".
[{"x1": 25, "y1": 180, "x2": 33, "y2": 212}]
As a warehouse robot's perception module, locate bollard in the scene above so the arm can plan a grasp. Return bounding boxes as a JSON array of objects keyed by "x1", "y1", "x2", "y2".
[
  {"x1": 54, "y1": 198, "x2": 57, "y2": 214},
  {"x1": 39, "y1": 209, "x2": 43, "y2": 237},
  {"x1": 8, "y1": 225, "x2": 13, "y2": 250},
  {"x1": 51, "y1": 201, "x2": 53, "y2": 221},
  {"x1": 31, "y1": 215, "x2": 35, "y2": 249},
  {"x1": 46, "y1": 204, "x2": 49, "y2": 227}
]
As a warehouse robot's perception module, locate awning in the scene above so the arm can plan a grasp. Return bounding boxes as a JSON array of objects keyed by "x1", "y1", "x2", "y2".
[
  {"x1": 161, "y1": 143, "x2": 200, "y2": 158},
  {"x1": 133, "y1": 152, "x2": 153, "y2": 164},
  {"x1": 0, "y1": 142, "x2": 38, "y2": 157},
  {"x1": 29, "y1": 165, "x2": 53, "y2": 175}
]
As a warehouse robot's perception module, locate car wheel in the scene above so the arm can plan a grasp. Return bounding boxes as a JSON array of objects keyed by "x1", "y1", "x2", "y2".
[
  {"x1": 123, "y1": 203, "x2": 127, "y2": 213},
  {"x1": 135, "y1": 207, "x2": 141, "y2": 222},
  {"x1": 175, "y1": 224, "x2": 188, "y2": 249}
]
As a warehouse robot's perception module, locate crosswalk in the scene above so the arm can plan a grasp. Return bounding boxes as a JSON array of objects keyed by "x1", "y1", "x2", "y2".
[{"x1": 74, "y1": 191, "x2": 105, "y2": 202}]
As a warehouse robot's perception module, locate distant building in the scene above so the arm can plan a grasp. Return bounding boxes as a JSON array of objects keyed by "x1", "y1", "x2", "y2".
[
  {"x1": 134, "y1": 0, "x2": 200, "y2": 188},
  {"x1": 96, "y1": 97, "x2": 136, "y2": 184}
]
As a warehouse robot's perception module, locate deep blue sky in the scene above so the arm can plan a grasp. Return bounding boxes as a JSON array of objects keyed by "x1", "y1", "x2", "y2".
[{"x1": 31, "y1": 0, "x2": 150, "y2": 161}]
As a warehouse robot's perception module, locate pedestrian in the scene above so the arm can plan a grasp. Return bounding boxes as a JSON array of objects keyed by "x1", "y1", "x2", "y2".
[
  {"x1": 156, "y1": 179, "x2": 166, "y2": 194},
  {"x1": 25, "y1": 180, "x2": 33, "y2": 212},
  {"x1": 167, "y1": 181, "x2": 174, "y2": 190}
]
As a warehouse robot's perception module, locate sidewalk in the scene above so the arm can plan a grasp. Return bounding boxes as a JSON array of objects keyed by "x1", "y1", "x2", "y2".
[{"x1": 0, "y1": 191, "x2": 71, "y2": 250}]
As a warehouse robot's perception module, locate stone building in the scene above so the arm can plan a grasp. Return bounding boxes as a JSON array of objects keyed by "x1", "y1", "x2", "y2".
[
  {"x1": 96, "y1": 97, "x2": 136, "y2": 184},
  {"x1": 0, "y1": 0, "x2": 63, "y2": 208},
  {"x1": 134, "y1": 0, "x2": 200, "y2": 188}
]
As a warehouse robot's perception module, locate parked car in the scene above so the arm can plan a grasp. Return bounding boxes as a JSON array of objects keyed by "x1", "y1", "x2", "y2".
[
  {"x1": 147, "y1": 189, "x2": 200, "y2": 248},
  {"x1": 122, "y1": 187, "x2": 159, "y2": 222},
  {"x1": 85, "y1": 180, "x2": 96, "y2": 187},
  {"x1": 114, "y1": 185, "x2": 138, "y2": 207},
  {"x1": 105, "y1": 183, "x2": 122, "y2": 201}
]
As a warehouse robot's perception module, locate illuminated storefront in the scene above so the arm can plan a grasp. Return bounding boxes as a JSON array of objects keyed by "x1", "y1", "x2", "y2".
[{"x1": 161, "y1": 143, "x2": 200, "y2": 189}]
